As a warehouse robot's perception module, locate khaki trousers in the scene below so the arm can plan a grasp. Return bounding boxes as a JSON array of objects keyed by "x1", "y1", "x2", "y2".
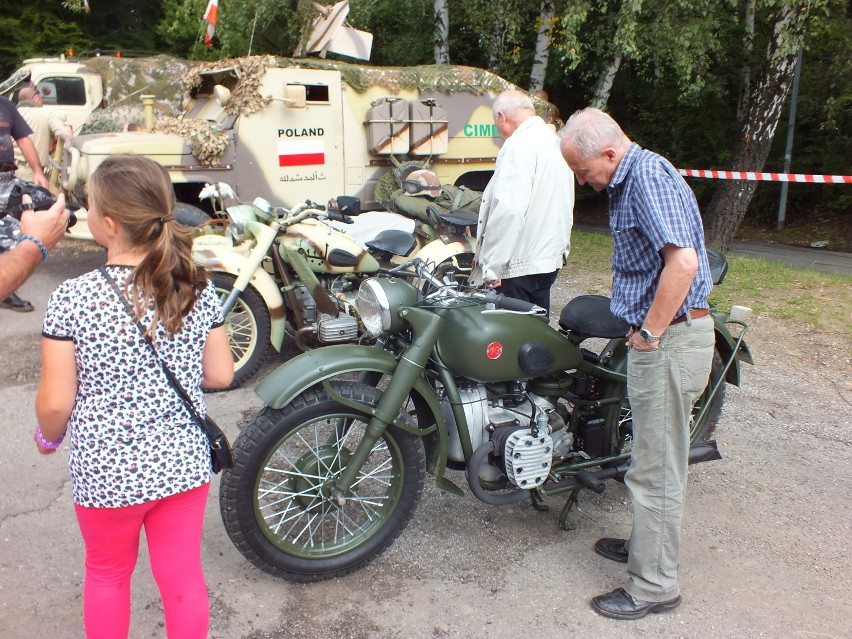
[{"x1": 623, "y1": 315, "x2": 714, "y2": 601}]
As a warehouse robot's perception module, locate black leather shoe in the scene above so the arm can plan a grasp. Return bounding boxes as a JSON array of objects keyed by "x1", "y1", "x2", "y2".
[
  {"x1": 594, "y1": 537, "x2": 629, "y2": 563},
  {"x1": 591, "y1": 587, "x2": 681, "y2": 620},
  {"x1": 1, "y1": 293, "x2": 33, "y2": 312}
]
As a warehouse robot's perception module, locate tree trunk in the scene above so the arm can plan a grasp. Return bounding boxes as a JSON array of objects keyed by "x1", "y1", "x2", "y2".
[
  {"x1": 529, "y1": 0, "x2": 555, "y2": 93},
  {"x1": 703, "y1": 1, "x2": 813, "y2": 250},
  {"x1": 591, "y1": 54, "x2": 622, "y2": 109},
  {"x1": 434, "y1": 0, "x2": 450, "y2": 64},
  {"x1": 737, "y1": 0, "x2": 757, "y2": 122},
  {"x1": 486, "y1": 16, "x2": 507, "y2": 72}
]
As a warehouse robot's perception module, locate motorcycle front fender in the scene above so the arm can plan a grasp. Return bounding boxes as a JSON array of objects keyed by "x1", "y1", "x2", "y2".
[
  {"x1": 256, "y1": 344, "x2": 462, "y2": 495},
  {"x1": 411, "y1": 234, "x2": 476, "y2": 268},
  {"x1": 193, "y1": 245, "x2": 286, "y2": 352}
]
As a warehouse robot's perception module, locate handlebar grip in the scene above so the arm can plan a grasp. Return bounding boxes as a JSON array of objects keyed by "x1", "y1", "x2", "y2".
[
  {"x1": 494, "y1": 293, "x2": 541, "y2": 313},
  {"x1": 328, "y1": 211, "x2": 354, "y2": 224}
]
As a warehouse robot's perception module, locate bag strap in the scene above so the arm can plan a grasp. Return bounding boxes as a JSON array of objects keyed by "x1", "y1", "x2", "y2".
[{"x1": 100, "y1": 267, "x2": 213, "y2": 436}]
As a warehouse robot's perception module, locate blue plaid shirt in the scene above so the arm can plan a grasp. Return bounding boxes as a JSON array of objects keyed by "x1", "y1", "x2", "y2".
[{"x1": 607, "y1": 143, "x2": 711, "y2": 326}]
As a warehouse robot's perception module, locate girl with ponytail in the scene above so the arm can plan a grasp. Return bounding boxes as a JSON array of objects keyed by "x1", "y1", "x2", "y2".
[{"x1": 34, "y1": 155, "x2": 233, "y2": 638}]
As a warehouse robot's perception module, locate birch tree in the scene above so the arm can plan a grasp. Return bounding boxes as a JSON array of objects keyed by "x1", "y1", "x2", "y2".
[
  {"x1": 434, "y1": 0, "x2": 450, "y2": 64},
  {"x1": 529, "y1": 0, "x2": 555, "y2": 93},
  {"x1": 591, "y1": 0, "x2": 643, "y2": 109},
  {"x1": 703, "y1": 0, "x2": 822, "y2": 250}
]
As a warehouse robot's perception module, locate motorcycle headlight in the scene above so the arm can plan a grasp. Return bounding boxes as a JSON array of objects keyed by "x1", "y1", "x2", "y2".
[{"x1": 357, "y1": 277, "x2": 419, "y2": 336}]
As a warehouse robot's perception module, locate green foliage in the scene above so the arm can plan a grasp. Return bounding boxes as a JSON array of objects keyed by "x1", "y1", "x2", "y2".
[
  {"x1": 3, "y1": 0, "x2": 848, "y2": 229},
  {"x1": 0, "y1": 3, "x2": 86, "y2": 75}
]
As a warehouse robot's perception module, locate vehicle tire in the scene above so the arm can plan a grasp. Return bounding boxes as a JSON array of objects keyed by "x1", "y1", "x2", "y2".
[
  {"x1": 209, "y1": 271, "x2": 271, "y2": 390},
  {"x1": 610, "y1": 349, "x2": 726, "y2": 455},
  {"x1": 219, "y1": 381, "x2": 426, "y2": 582},
  {"x1": 174, "y1": 202, "x2": 210, "y2": 227}
]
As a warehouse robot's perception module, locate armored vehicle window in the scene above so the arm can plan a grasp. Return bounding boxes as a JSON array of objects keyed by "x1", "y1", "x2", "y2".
[
  {"x1": 305, "y1": 85, "x2": 329, "y2": 103},
  {"x1": 37, "y1": 77, "x2": 86, "y2": 106}
]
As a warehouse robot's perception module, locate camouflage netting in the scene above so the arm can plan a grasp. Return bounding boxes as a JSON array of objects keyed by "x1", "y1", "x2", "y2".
[
  {"x1": 76, "y1": 55, "x2": 535, "y2": 167},
  {"x1": 279, "y1": 58, "x2": 516, "y2": 96},
  {"x1": 78, "y1": 55, "x2": 196, "y2": 134},
  {"x1": 179, "y1": 55, "x2": 277, "y2": 117}
]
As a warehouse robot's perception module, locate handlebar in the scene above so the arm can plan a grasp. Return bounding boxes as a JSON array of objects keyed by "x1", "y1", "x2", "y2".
[
  {"x1": 388, "y1": 259, "x2": 546, "y2": 314},
  {"x1": 486, "y1": 290, "x2": 542, "y2": 313},
  {"x1": 327, "y1": 210, "x2": 354, "y2": 224}
]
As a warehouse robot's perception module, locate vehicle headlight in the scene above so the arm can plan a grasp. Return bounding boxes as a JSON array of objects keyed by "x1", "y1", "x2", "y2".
[
  {"x1": 357, "y1": 277, "x2": 420, "y2": 337},
  {"x1": 357, "y1": 278, "x2": 392, "y2": 336}
]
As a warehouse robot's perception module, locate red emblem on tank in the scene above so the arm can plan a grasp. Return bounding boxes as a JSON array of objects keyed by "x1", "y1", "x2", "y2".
[{"x1": 486, "y1": 342, "x2": 503, "y2": 360}]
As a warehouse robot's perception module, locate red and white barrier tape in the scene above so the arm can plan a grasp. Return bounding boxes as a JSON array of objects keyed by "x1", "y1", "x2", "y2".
[{"x1": 678, "y1": 169, "x2": 852, "y2": 184}]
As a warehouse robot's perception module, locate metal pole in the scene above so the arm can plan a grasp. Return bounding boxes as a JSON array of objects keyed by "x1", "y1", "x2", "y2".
[{"x1": 777, "y1": 47, "x2": 803, "y2": 231}]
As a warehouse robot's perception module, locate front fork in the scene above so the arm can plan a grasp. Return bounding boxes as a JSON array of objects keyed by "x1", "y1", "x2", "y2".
[
  {"x1": 220, "y1": 221, "x2": 280, "y2": 316},
  {"x1": 330, "y1": 309, "x2": 443, "y2": 505}
]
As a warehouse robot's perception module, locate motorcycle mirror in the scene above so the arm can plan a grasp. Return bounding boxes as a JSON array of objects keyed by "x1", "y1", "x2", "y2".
[{"x1": 335, "y1": 196, "x2": 360, "y2": 217}]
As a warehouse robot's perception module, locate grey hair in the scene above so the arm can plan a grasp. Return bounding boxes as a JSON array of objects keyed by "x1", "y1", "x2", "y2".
[
  {"x1": 559, "y1": 107, "x2": 626, "y2": 159},
  {"x1": 492, "y1": 90, "x2": 535, "y2": 121}
]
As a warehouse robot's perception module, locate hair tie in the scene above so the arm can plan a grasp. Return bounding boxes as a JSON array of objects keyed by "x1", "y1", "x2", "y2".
[{"x1": 160, "y1": 214, "x2": 175, "y2": 224}]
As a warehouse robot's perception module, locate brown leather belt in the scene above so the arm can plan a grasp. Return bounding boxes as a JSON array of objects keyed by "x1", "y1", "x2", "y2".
[{"x1": 671, "y1": 308, "x2": 710, "y2": 325}]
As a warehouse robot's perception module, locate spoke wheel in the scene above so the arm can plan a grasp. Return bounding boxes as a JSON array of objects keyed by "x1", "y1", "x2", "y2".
[
  {"x1": 608, "y1": 349, "x2": 726, "y2": 455},
  {"x1": 210, "y1": 271, "x2": 271, "y2": 390},
  {"x1": 220, "y1": 381, "x2": 426, "y2": 581}
]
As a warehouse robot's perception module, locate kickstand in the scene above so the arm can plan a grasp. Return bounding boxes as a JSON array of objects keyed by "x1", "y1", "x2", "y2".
[
  {"x1": 531, "y1": 490, "x2": 549, "y2": 512},
  {"x1": 558, "y1": 489, "x2": 580, "y2": 530},
  {"x1": 558, "y1": 488, "x2": 596, "y2": 531}
]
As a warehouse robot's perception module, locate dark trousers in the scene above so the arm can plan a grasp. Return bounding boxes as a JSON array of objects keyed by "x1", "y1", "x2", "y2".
[{"x1": 497, "y1": 270, "x2": 559, "y2": 315}]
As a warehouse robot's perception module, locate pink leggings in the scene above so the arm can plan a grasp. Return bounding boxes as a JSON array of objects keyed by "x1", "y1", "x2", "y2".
[{"x1": 74, "y1": 483, "x2": 210, "y2": 639}]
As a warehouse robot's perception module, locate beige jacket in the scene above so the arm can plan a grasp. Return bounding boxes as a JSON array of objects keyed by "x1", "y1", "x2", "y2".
[{"x1": 13, "y1": 101, "x2": 68, "y2": 181}]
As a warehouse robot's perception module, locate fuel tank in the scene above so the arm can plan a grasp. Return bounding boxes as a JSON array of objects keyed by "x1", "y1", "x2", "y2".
[
  {"x1": 434, "y1": 304, "x2": 581, "y2": 382},
  {"x1": 278, "y1": 218, "x2": 381, "y2": 274}
]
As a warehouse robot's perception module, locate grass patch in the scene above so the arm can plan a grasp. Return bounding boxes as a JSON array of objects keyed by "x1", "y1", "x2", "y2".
[{"x1": 567, "y1": 230, "x2": 852, "y2": 334}]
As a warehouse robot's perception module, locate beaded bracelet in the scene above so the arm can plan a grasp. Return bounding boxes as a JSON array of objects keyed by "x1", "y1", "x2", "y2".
[
  {"x1": 35, "y1": 426, "x2": 65, "y2": 449},
  {"x1": 18, "y1": 234, "x2": 49, "y2": 262}
]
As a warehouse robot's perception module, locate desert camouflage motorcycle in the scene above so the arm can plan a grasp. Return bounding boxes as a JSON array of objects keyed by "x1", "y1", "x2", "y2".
[
  {"x1": 192, "y1": 184, "x2": 477, "y2": 389},
  {"x1": 219, "y1": 252, "x2": 753, "y2": 582}
]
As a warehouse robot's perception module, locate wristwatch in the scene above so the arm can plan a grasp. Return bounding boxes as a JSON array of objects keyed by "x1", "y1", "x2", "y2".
[{"x1": 638, "y1": 327, "x2": 662, "y2": 343}]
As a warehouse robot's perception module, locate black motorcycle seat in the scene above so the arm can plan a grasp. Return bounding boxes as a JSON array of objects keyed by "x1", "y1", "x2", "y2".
[
  {"x1": 706, "y1": 248, "x2": 728, "y2": 285},
  {"x1": 426, "y1": 204, "x2": 479, "y2": 230},
  {"x1": 366, "y1": 230, "x2": 417, "y2": 257},
  {"x1": 440, "y1": 208, "x2": 479, "y2": 228},
  {"x1": 559, "y1": 294, "x2": 632, "y2": 339}
]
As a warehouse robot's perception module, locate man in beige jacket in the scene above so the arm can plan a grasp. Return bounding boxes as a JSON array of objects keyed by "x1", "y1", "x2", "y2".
[{"x1": 13, "y1": 86, "x2": 73, "y2": 183}]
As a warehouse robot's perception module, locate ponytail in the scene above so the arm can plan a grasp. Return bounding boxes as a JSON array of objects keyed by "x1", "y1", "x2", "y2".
[{"x1": 89, "y1": 155, "x2": 207, "y2": 336}]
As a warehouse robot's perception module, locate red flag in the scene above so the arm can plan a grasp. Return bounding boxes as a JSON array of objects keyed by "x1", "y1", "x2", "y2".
[{"x1": 203, "y1": 0, "x2": 218, "y2": 48}]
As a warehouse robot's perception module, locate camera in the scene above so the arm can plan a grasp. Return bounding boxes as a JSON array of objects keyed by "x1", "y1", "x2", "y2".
[{"x1": 0, "y1": 178, "x2": 77, "y2": 229}]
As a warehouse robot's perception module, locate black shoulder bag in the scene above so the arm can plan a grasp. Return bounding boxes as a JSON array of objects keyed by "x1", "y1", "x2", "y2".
[{"x1": 101, "y1": 267, "x2": 234, "y2": 473}]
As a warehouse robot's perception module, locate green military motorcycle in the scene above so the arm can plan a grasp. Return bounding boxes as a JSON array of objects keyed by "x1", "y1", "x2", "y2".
[{"x1": 219, "y1": 255, "x2": 753, "y2": 582}]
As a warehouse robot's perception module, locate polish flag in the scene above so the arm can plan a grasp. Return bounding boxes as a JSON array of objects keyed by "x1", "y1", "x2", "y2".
[
  {"x1": 278, "y1": 140, "x2": 326, "y2": 167},
  {"x1": 203, "y1": 0, "x2": 218, "y2": 48}
]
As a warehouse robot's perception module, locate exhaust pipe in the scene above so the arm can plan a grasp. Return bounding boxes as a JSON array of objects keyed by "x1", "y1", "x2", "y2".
[
  {"x1": 573, "y1": 440, "x2": 723, "y2": 494},
  {"x1": 467, "y1": 440, "x2": 723, "y2": 505}
]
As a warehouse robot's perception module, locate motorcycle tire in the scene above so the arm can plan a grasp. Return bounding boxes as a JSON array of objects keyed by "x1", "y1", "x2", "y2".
[
  {"x1": 608, "y1": 349, "x2": 726, "y2": 455},
  {"x1": 210, "y1": 271, "x2": 271, "y2": 391},
  {"x1": 219, "y1": 381, "x2": 426, "y2": 582}
]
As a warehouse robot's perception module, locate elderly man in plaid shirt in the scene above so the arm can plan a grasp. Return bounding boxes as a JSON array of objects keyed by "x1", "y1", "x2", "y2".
[{"x1": 560, "y1": 107, "x2": 714, "y2": 620}]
